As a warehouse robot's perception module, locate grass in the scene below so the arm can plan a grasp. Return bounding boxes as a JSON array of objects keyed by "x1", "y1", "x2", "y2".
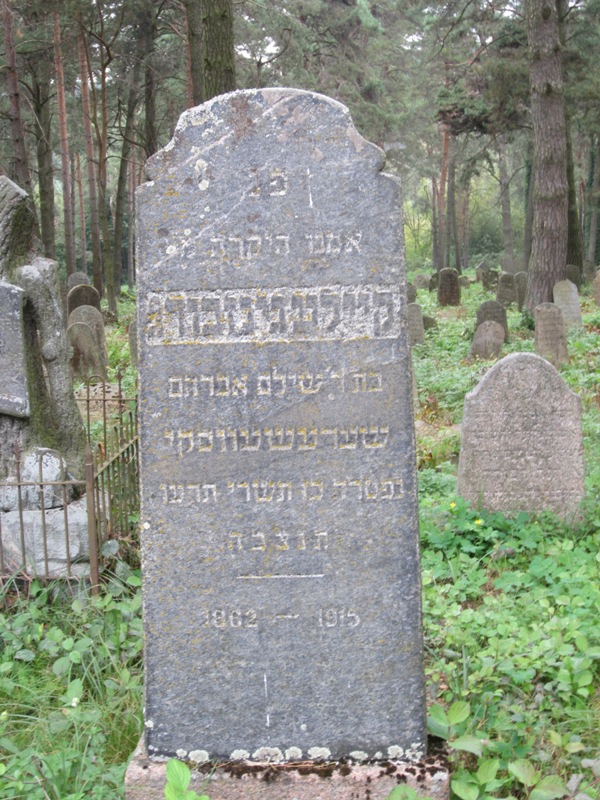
[{"x1": 0, "y1": 276, "x2": 598, "y2": 799}]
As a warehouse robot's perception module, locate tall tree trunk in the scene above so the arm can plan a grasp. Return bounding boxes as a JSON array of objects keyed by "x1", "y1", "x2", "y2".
[
  {"x1": 185, "y1": 0, "x2": 204, "y2": 105},
  {"x1": 77, "y1": 23, "x2": 103, "y2": 296},
  {"x1": 460, "y1": 177, "x2": 471, "y2": 271},
  {"x1": 75, "y1": 152, "x2": 87, "y2": 272},
  {"x1": 524, "y1": 0, "x2": 568, "y2": 310},
  {"x1": 523, "y1": 140, "x2": 534, "y2": 270},
  {"x1": 431, "y1": 176, "x2": 440, "y2": 272},
  {"x1": 128, "y1": 159, "x2": 137, "y2": 289},
  {"x1": 200, "y1": 0, "x2": 236, "y2": 100},
  {"x1": 140, "y1": 5, "x2": 158, "y2": 157},
  {"x1": 447, "y1": 154, "x2": 460, "y2": 272},
  {"x1": 31, "y1": 56, "x2": 55, "y2": 259},
  {"x1": 437, "y1": 125, "x2": 450, "y2": 271},
  {"x1": 586, "y1": 136, "x2": 600, "y2": 273},
  {"x1": 497, "y1": 135, "x2": 515, "y2": 273},
  {"x1": 53, "y1": 10, "x2": 76, "y2": 274}
]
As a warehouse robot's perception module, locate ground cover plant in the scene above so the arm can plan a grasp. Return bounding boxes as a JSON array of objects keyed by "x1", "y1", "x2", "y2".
[{"x1": 0, "y1": 277, "x2": 598, "y2": 799}]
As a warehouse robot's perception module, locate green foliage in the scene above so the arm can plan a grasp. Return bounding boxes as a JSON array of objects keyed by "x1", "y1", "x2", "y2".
[{"x1": 164, "y1": 759, "x2": 209, "y2": 800}]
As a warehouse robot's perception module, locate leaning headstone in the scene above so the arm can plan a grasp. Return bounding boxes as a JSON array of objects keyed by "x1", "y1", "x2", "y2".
[
  {"x1": 514, "y1": 271, "x2": 528, "y2": 311},
  {"x1": 457, "y1": 352, "x2": 584, "y2": 517},
  {"x1": 128, "y1": 89, "x2": 436, "y2": 799},
  {"x1": 469, "y1": 321, "x2": 504, "y2": 360},
  {"x1": 552, "y1": 279, "x2": 582, "y2": 329},
  {"x1": 496, "y1": 271, "x2": 516, "y2": 307},
  {"x1": 67, "y1": 271, "x2": 91, "y2": 291},
  {"x1": 67, "y1": 321, "x2": 107, "y2": 380},
  {"x1": 407, "y1": 303, "x2": 425, "y2": 346},
  {"x1": 481, "y1": 269, "x2": 499, "y2": 291},
  {"x1": 0, "y1": 280, "x2": 30, "y2": 418},
  {"x1": 593, "y1": 272, "x2": 600, "y2": 306},
  {"x1": 413, "y1": 273, "x2": 431, "y2": 290},
  {"x1": 66, "y1": 283, "x2": 101, "y2": 317},
  {"x1": 68, "y1": 304, "x2": 108, "y2": 371},
  {"x1": 475, "y1": 259, "x2": 489, "y2": 282},
  {"x1": 534, "y1": 303, "x2": 569, "y2": 369},
  {"x1": 428, "y1": 271, "x2": 439, "y2": 291},
  {"x1": 475, "y1": 300, "x2": 508, "y2": 342},
  {"x1": 565, "y1": 263, "x2": 581, "y2": 290},
  {"x1": 437, "y1": 267, "x2": 460, "y2": 306},
  {"x1": 406, "y1": 281, "x2": 417, "y2": 304}
]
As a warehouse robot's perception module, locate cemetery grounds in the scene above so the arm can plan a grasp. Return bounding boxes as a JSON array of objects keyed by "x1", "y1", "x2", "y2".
[{"x1": 0, "y1": 281, "x2": 598, "y2": 800}]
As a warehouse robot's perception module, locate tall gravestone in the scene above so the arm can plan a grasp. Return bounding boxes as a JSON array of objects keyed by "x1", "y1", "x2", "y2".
[
  {"x1": 0, "y1": 280, "x2": 30, "y2": 419},
  {"x1": 495, "y1": 272, "x2": 516, "y2": 307},
  {"x1": 476, "y1": 300, "x2": 508, "y2": 342},
  {"x1": 469, "y1": 321, "x2": 504, "y2": 361},
  {"x1": 131, "y1": 90, "x2": 430, "y2": 794},
  {"x1": 514, "y1": 271, "x2": 527, "y2": 311},
  {"x1": 407, "y1": 303, "x2": 425, "y2": 346},
  {"x1": 457, "y1": 353, "x2": 584, "y2": 517},
  {"x1": 552, "y1": 279, "x2": 582, "y2": 329},
  {"x1": 437, "y1": 267, "x2": 460, "y2": 306},
  {"x1": 534, "y1": 303, "x2": 569, "y2": 369}
]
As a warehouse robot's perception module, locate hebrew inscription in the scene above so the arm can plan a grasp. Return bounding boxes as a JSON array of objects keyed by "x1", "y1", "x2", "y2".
[{"x1": 136, "y1": 89, "x2": 425, "y2": 764}]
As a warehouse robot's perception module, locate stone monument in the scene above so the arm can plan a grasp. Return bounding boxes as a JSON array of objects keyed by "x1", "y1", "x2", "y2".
[
  {"x1": 495, "y1": 272, "x2": 516, "y2": 307},
  {"x1": 407, "y1": 303, "x2": 425, "y2": 346},
  {"x1": 469, "y1": 321, "x2": 504, "y2": 360},
  {"x1": 457, "y1": 352, "x2": 584, "y2": 517},
  {"x1": 437, "y1": 267, "x2": 460, "y2": 306},
  {"x1": 514, "y1": 271, "x2": 527, "y2": 311},
  {"x1": 127, "y1": 90, "x2": 441, "y2": 800},
  {"x1": 475, "y1": 300, "x2": 508, "y2": 342},
  {"x1": 552, "y1": 279, "x2": 582, "y2": 329},
  {"x1": 534, "y1": 303, "x2": 569, "y2": 369}
]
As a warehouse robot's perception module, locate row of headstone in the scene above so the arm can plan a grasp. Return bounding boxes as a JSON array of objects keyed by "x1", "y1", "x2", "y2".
[{"x1": 67, "y1": 282, "x2": 100, "y2": 317}]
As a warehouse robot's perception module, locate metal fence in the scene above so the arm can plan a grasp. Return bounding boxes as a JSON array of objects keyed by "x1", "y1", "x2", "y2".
[{"x1": 0, "y1": 373, "x2": 139, "y2": 592}]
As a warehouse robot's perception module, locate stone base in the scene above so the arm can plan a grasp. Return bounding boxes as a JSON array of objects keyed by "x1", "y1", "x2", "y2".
[{"x1": 125, "y1": 738, "x2": 449, "y2": 800}]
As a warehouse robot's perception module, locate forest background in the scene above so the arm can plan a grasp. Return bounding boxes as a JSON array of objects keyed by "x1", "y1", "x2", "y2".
[{"x1": 2, "y1": 0, "x2": 600, "y2": 312}]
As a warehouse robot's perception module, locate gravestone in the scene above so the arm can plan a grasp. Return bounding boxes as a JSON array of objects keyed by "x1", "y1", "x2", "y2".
[
  {"x1": 475, "y1": 300, "x2": 508, "y2": 342},
  {"x1": 428, "y1": 272, "x2": 439, "y2": 291},
  {"x1": 534, "y1": 303, "x2": 569, "y2": 369},
  {"x1": 131, "y1": 89, "x2": 430, "y2": 792},
  {"x1": 481, "y1": 269, "x2": 499, "y2": 291},
  {"x1": 66, "y1": 283, "x2": 101, "y2": 317},
  {"x1": 437, "y1": 267, "x2": 460, "y2": 306},
  {"x1": 458, "y1": 275, "x2": 470, "y2": 289},
  {"x1": 552, "y1": 279, "x2": 582, "y2": 329},
  {"x1": 407, "y1": 281, "x2": 417, "y2": 304},
  {"x1": 407, "y1": 303, "x2": 425, "y2": 346},
  {"x1": 593, "y1": 271, "x2": 600, "y2": 306},
  {"x1": 457, "y1": 352, "x2": 584, "y2": 517},
  {"x1": 495, "y1": 272, "x2": 516, "y2": 307},
  {"x1": 67, "y1": 271, "x2": 91, "y2": 291},
  {"x1": 422, "y1": 314, "x2": 437, "y2": 330},
  {"x1": 67, "y1": 321, "x2": 107, "y2": 380},
  {"x1": 0, "y1": 280, "x2": 30, "y2": 418},
  {"x1": 565, "y1": 263, "x2": 581, "y2": 290},
  {"x1": 68, "y1": 304, "x2": 108, "y2": 370},
  {"x1": 469, "y1": 321, "x2": 504, "y2": 360},
  {"x1": 514, "y1": 271, "x2": 527, "y2": 311},
  {"x1": 413, "y1": 273, "x2": 431, "y2": 290}
]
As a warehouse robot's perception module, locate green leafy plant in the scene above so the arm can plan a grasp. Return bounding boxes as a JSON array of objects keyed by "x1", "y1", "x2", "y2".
[{"x1": 164, "y1": 759, "x2": 209, "y2": 800}]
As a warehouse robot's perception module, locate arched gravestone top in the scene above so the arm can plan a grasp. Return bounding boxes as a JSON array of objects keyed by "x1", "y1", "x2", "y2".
[
  {"x1": 67, "y1": 283, "x2": 100, "y2": 317},
  {"x1": 67, "y1": 271, "x2": 91, "y2": 291},
  {"x1": 552, "y1": 279, "x2": 582, "y2": 329},
  {"x1": 457, "y1": 352, "x2": 584, "y2": 517},
  {"x1": 476, "y1": 300, "x2": 508, "y2": 342},
  {"x1": 407, "y1": 302, "x2": 425, "y2": 346},
  {"x1": 495, "y1": 271, "x2": 516, "y2": 307},
  {"x1": 437, "y1": 267, "x2": 460, "y2": 306},
  {"x1": 469, "y1": 320, "x2": 504, "y2": 361},
  {"x1": 67, "y1": 321, "x2": 107, "y2": 380},
  {"x1": 534, "y1": 302, "x2": 569, "y2": 369},
  {"x1": 68, "y1": 304, "x2": 108, "y2": 368},
  {"x1": 136, "y1": 89, "x2": 425, "y2": 764}
]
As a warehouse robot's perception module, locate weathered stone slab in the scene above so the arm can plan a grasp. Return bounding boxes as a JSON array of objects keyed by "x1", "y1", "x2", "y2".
[
  {"x1": 0, "y1": 448, "x2": 75, "y2": 511},
  {"x1": 67, "y1": 283, "x2": 101, "y2": 317},
  {"x1": 481, "y1": 269, "x2": 499, "y2": 291},
  {"x1": 67, "y1": 271, "x2": 91, "y2": 290},
  {"x1": 67, "y1": 321, "x2": 107, "y2": 380},
  {"x1": 407, "y1": 281, "x2": 417, "y2": 303},
  {"x1": 458, "y1": 275, "x2": 470, "y2": 289},
  {"x1": 495, "y1": 272, "x2": 516, "y2": 307},
  {"x1": 475, "y1": 300, "x2": 508, "y2": 342},
  {"x1": 514, "y1": 271, "x2": 527, "y2": 311},
  {"x1": 428, "y1": 272, "x2": 439, "y2": 292},
  {"x1": 0, "y1": 280, "x2": 29, "y2": 418},
  {"x1": 552, "y1": 279, "x2": 582, "y2": 329},
  {"x1": 437, "y1": 268, "x2": 460, "y2": 306},
  {"x1": 422, "y1": 314, "x2": 437, "y2": 330},
  {"x1": 469, "y1": 321, "x2": 504, "y2": 360},
  {"x1": 534, "y1": 303, "x2": 569, "y2": 369},
  {"x1": 457, "y1": 353, "x2": 584, "y2": 517},
  {"x1": 68, "y1": 304, "x2": 108, "y2": 370},
  {"x1": 407, "y1": 303, "x2": 425, "y2": 346},
  {"x1": 136, "y1": 89, "x2": 425, "y2": 764}
]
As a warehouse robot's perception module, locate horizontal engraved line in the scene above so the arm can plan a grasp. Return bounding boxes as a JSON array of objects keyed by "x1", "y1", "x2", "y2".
[{"x1": 236, "y1": 574, "x2": 325, "y2": 580}]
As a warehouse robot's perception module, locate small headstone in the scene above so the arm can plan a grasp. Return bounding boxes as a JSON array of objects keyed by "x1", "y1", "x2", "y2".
[
  {"x1": 67, "y1": 271, "x2": 91, "y2": 291},
  {"x1": 475, "y1": 300, "x2": 508, "y2": 342},
  {"x1": 67, "y1": 304, "x2": 108, "y2": 370},
  {"x1": 469, "y1": 321, "x2": 504, "y2": 360},
  {"x1": 534, "y1": 303, "x2": 569, "y2": 369},
  {"x1": 407, "y1": 281, "x2": 417, "y2": 304},
  {"x1": 496, "y1": 271, "x2": 516, "y2": 307},
  {"x1": 67, "y1": 321, "x2": 107, "y2": 380},
  {"x1": 413, "y1": 273, "x2": 431, "y2": 290},
  {"x1": 134, "y1": 89, "x2": 426, "y2": 766},
  {"x1": 422, "y1": 314, "x2": 437, "y2": 330},
  {"x1": 514, "y1": 271, "x2": 528, "y2": 311},
  {"x1": 128, "y1": 318, "x2": 138, "y2": 367},
  {"x1": 407, "y1": 303, "x2": 425, "y2": 346},
  {"x1": 552, "y1": 279, "x2": 582, "y2": 329},
  {"x1": 457, "y1": 352, "x2": 584, "y2": 517},
  {"x1": 593, "y1": 272, "x2": 600, "y2": 306},
  {"x1": 565, "y1": 263, "x2": 581, "y2": 290},
  {"x1": 481, "y1": 269, "x2": 499, "y2": 291},
  {"x1": 458, "y1": 275, "x2": 470, "y2": 289},
  {"x1": 475, "y1": 260, "x2": 489, "y2": 282},
  {"x1": 66, "y1": 283, "x2": 101, "y2": 317},
  {"x1": 0, "y1": 280, "x2": 30, "y2": 418},
  {"x1": 428, "y1": 272, "x2": 439, "y2": 291},
  {"x1": 437, "y1": 267, "x2": 460, "y2": 306}
]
